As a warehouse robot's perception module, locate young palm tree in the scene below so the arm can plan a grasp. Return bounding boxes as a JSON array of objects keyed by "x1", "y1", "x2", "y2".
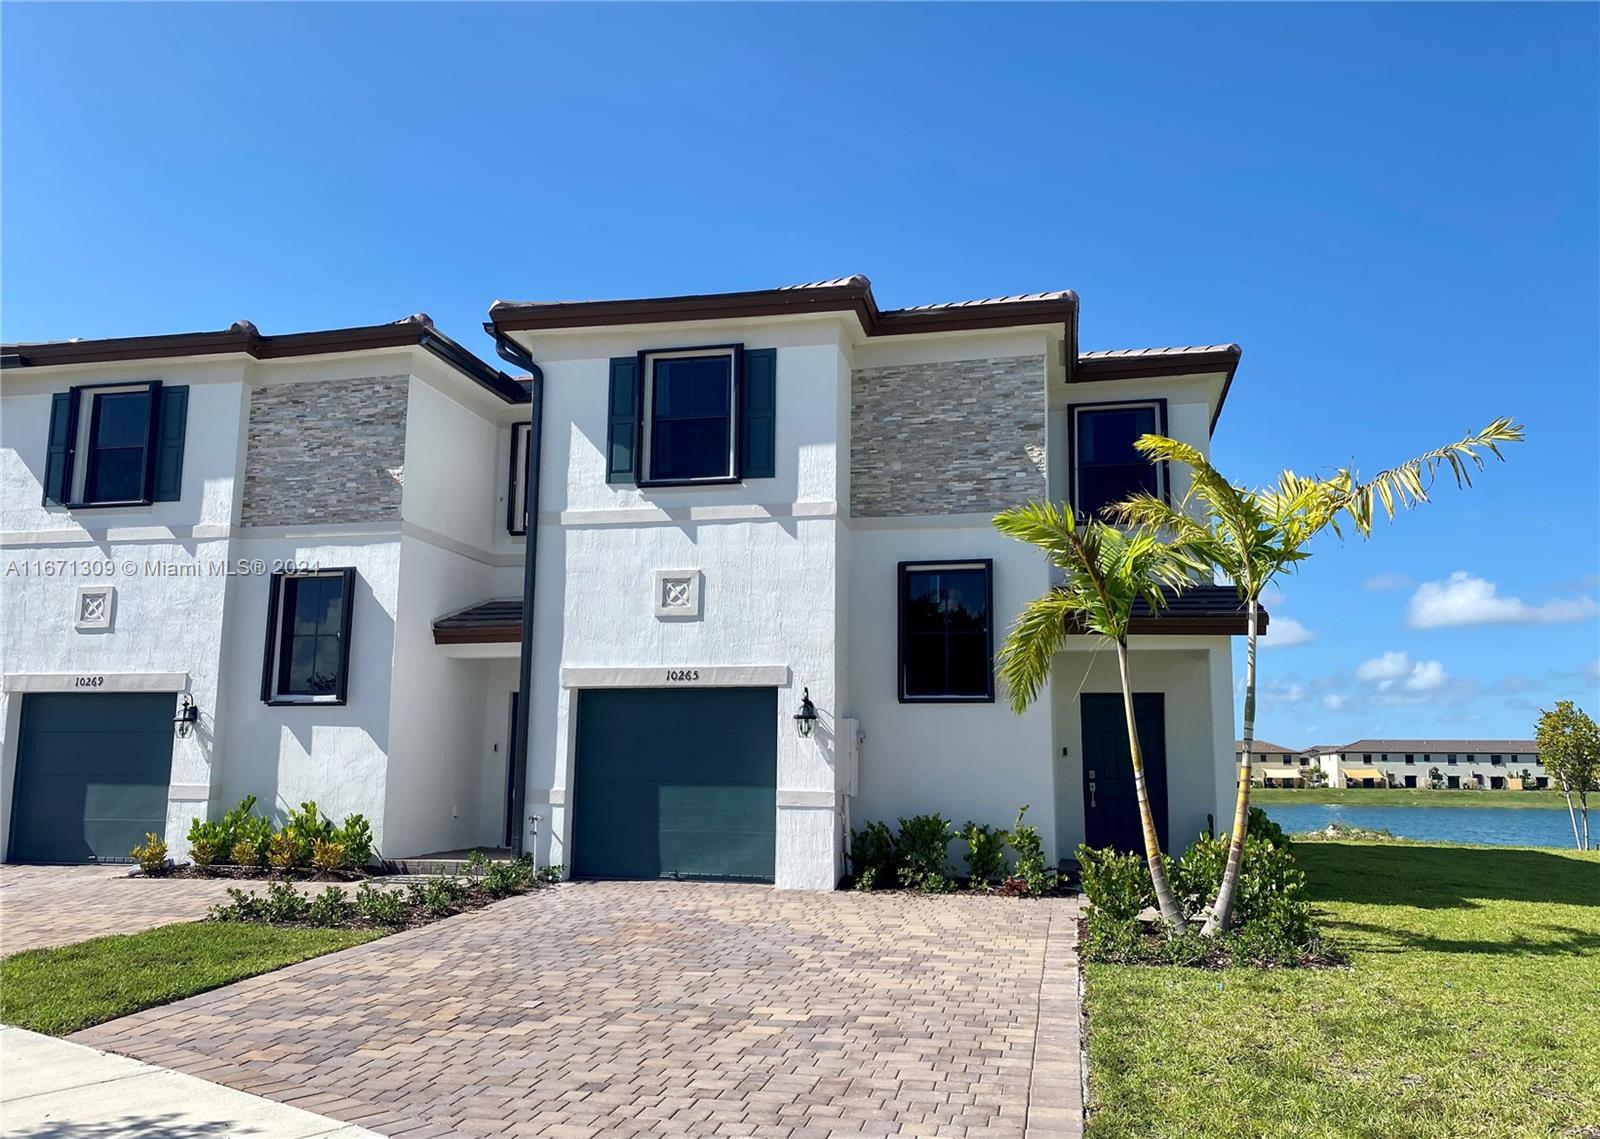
[
  {"x1": 1116, "y1": 417, "x2": 1524, "y2": 936},
  {"x1": 993, "y1": 501, "x2": 1193, "y2": 931}
]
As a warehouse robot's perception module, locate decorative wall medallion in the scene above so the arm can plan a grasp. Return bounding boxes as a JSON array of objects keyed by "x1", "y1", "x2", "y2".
[
  {"x1": 653, "y1": 569, "x2": 703, "y2": 620},
  {"x1": 75, "y1": 585, "x2": 115, "y2": 630}
]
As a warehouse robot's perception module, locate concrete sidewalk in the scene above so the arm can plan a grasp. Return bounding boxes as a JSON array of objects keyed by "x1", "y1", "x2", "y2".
[{"x1": 0, "y1": 1026, "x2": 386, "y2": 1139}]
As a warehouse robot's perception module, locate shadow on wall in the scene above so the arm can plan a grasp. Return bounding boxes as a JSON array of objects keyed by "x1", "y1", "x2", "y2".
[{"x1": 1297, "y1": 842, "x2": 1600, "y2": 909}]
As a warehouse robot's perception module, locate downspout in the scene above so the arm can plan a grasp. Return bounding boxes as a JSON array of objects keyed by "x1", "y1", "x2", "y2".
[{"x1": 486, "y1": 322, "x2": 545, "y2": 861}]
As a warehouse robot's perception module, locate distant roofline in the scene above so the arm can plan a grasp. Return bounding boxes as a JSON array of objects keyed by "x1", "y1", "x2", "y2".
[
  {"x1": 1235, "y1": 739, "x2": 1302, "y2": 755},
  {"x1": 1324, "y1": 739, "x2": 1538, "y2": 753},
  {"x1": 1, "y1": 316, "x2": 526, "y2": 403},
  {"x1": 489, "y1": 275, "x2": 1081, "y2": 341},
  {"x1": 1076, "y1": 344, "x2": 1242, "y2": 434}
]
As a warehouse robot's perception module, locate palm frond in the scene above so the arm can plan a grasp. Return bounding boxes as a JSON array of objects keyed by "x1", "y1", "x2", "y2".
[
  {"x1": 1331, "y1": 418, "x2": 1524, "y2": 532},
  {"x1": 996, "y1": 590, "x2": 1086, "y2": 713}
]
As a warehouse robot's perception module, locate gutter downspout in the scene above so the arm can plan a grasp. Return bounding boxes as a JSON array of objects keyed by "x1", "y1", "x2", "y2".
[{"x1": 487, "y1": 323, "x2": 545, "y2": 861}]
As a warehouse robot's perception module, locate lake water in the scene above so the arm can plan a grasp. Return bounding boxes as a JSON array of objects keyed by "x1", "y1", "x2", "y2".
[{"x1": 1262, "y1": 802, "x2": 1580, "y2": 848}]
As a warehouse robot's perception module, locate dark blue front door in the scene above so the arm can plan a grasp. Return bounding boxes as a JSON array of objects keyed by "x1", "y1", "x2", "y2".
[
  {"x1": 8, "y1": 692, "x2": 175, "y2": 864},
  {"x1": 572, "y1": 687, "x2": 777, "y2": 882},
  {"x1": 1080, "y1": 692, "x2": 1168, "y2": 855}
]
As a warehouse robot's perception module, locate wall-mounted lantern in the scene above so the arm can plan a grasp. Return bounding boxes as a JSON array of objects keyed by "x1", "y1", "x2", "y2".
[
  {"x1": 174, "y1": 694, "x2": 199, "y2": 739},
  {"x1": 793, "y1": 687, "x2": 818, "y2": 738}
]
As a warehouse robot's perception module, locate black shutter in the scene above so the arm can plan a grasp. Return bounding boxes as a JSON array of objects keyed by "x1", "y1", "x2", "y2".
[
  {"x1": 42, "y1": 392, "x2": 76, "y2": 506},
  {"x1": 260, "y1": 571, "x2": 284, "y2": 703},
  {"x1": 333, "y1": 567, "x2": 356, "y2": 704},
  {"x1": 606, "y1": 356, "x2": 640, "y2": 484},
  {"x1": 739, "y1": 348, "x2": 777, "y2": 479},
  {"x1": 152, "y1": 385, "x2": 188, "y2": 502}
]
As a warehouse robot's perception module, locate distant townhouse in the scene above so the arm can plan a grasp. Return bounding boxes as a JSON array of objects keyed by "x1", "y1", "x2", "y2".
[
  {"x1": 1, "y1": 276, "x2": 1262, "y2": 887},
  {"x1": 1235, "y1": 739, "x2": 1309, "y2": 786},
  {"x1": 1312, "y1": 740, "x2": 1546, "y2": 790}
]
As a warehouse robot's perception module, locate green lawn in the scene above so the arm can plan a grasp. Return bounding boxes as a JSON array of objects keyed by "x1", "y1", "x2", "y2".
[
  {"x1": 0, "y1": 921, "x2": 379, "y2": 1035},
  {"x1": 1084, "y1": 842, "x2": 1600, "y2": 1139},
  {"x1": 1254, "y1": 785, "x2": 1570, "y2": 809}
]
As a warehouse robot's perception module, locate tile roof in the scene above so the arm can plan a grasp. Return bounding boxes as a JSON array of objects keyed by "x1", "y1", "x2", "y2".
[
  {"x1": 1329, "y1": 739, "x2": 1538, "y2": 754},
  {"x1": 432, "y1": 599, "x2": 522, "y2": 644},
  {"x1": 1079, "y1": 344, "x2": 1240, "y2": 361},
  {"x1": 1236, "y1": 740, "x2": 1304, "y2": 755}
]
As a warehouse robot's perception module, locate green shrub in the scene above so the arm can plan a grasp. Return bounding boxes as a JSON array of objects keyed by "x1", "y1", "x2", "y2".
[
  {"x1": 354, "y1": 884, "x2": 408, "y2": 926},
  {"x1": 210, "y1": 887, "x2": 268, "y2": 922},
  {"x1": 284, "y1": 801, "x2": 335, "y2": 845},
  {"x1": 1081, "y1": 912, "x2": 1144, "y2": 963},
  {"x1": 535, "y1": 863, "x2": 563, "y2": 885},
  {"x1": 218, "y1": 795, "x2": 260, "y2": 860},
  {"x1": 1077, "y1": 845, "x2": 1153, "y2": 920},
  {"x1": 1171, "y1": 833, "x2": 1227, "y2": 919},
  {"x1": 267, "y1": 829, "x2": 308, "y2": 871},
  {"x1": 897, "y1": 814, "x2": 955, "y2": 893},
  {"x1": 850, "y1": 821, "x2": 898, "y2": 891},
  {"x1": 960, "y1": 821, "x2": 1007, "y2": 886},
  {"x1": 187, "y1": 819, "x2": 227, "y2": 868},
  {"x1": 263, "y1": 882, "x2": 309, "y2": 923},
  {"x1": 1246, "y1": 806, "x2": 1290, "y2": 850},
  {"x1": 307, "y1": 887, "x2": 349, "y2": 927},
  {"x1": 130, "y1": 833, "x2": 168, "y2": 876},
  {"x1": 337, "y1": 814, "x2": 375, "y2": 868},
  {"x1": 230, "y1": 838, "x2": 266, "y2": 869},
  {"x1": 311, "y1": 840, "x2": 348, "y2": 874},
  {"x1": 420, "y1": 877, "x2": 463, "y2": 917},
  {"x1": 1005, "y1": 806, "x2": 1054, "y2": 897}
]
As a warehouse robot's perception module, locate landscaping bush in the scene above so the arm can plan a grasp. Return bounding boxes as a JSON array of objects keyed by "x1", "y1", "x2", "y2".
[
  {"x1": 897, "y1": 814, "x2": 955, "y2": 892},
  {"x1": 267, "y1": 829, "x2": 307, "y2": 871},
  {"x1": 336, "y1": 814, "x2": 375, "y2": 868},
  {"x1": 354, "y1": 884, "x2": 408, "y2": 926},
  {"x1": 263, "y1": 881, "x2": 310, "y2": 923},
  {"x1": 1246, "y1": 806, "x2": 1290, "y2": 850},
  {"x1": 1077, "y1": 845, "x2": 1154, "y2": 920},
  {"x1": 850, "y1": 821, "x2": 898, "y2": 891},
  {"x1": 187, "y1": 819, "x2": 227, "y2": 869},
  {"x1": 285, "y1": 801, "x2": 336, "y2": 845},
  {"x1": 307, "y1": 887, "x2": 349, "y2": 927},
  {"x1": 130, "y1": 833, "x2": 169, "y2": 876},
  {"x1": 231, "y1": 838, "x2": 266, "y2": 868},
  {"x1": 311, "y1": 839, "x2": 348, "y2": 874},
  {"x1": 211, "y1": 887, "x2": 269, "y2": 922},
  {"x1": 960, "y1": 821, "x2": 1007, "y2": 886},
  {"x1": 1005, "y1": 806, "x2": 1054, "y2": 897}
]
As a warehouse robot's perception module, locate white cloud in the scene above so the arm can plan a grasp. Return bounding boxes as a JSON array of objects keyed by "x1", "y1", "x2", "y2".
[
  {"x1": 1320, "y1": 694, "x2": 1349, "y2": 712},
  {"x1": 1406, "y1": 572, "x2": 1599, "y2": 629},
  {"x1": 1263, "y1": 617, "x2": 1315, "y2": 648},
  {"x1": 1355, "y1": 651, "x2": 1410, "y2": 682},
  {"x1": 1404, "y1": 659, "x2": 1448, "y2": 692},
  {"x1": 1363, "y1": 572, "x2": 1412, "y2": 592}
]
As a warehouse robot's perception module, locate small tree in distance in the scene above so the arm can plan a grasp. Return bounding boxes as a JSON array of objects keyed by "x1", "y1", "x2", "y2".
[{"x1": 1536, "y1": 701, "x2": 1597, "y2": 851}]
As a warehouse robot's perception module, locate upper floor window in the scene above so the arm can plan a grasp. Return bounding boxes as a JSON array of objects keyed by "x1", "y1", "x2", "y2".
[
  {"x1": 43, "y1": 382, "x2": 189, "y2": 508},
  {"x1": 604, "y1": 345, "x2": 778, "y2": 488},
  {"x1": 261, "y1": 568, "x2": 355, "y2": 705},
  {"x1": 507, "y1": 422, "x2": 531, "y2": 536},
  {"x1": 1070, "y1": 401, "x2": 1167, "y2": 518},
  {"x1": 899, "y1": 560, "x2": 995, "y2": 702},
  {"x1": 1404, "y1": 754, "x2": 1415, "y2": 764}
]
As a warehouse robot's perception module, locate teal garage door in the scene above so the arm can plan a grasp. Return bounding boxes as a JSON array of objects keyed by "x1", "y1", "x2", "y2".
[
  {"x1": 573, "y1": 688, "x2": 777, "y2": 882},
  {"x1": 7, "y1": 693, "x2": 175, "y2": 864}
]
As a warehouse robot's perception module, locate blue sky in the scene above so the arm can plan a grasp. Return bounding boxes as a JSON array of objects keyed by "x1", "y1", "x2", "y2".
[{"x1": 4, "y1": 3, "x2": 1596, "y2": 746}]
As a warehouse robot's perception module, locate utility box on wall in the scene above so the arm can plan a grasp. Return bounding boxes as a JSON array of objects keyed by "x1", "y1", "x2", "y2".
[{"x1": 839, "y1": 718, "x2": 861, "y2": 797}]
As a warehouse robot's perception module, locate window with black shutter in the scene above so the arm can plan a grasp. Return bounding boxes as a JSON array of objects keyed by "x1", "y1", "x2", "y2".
[
  {"x1": 261, "y1": 568, "x2": 356, "y2": 705},
  {"x1": 42, "y1": 381, "x2": 188, "y2": 507}
]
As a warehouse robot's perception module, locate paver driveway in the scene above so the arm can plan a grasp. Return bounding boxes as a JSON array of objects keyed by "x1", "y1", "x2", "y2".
[
  {"x1": 76, "y1": 881, "x2": 1083, "y2": 1139},
  {"x1": 0, "y1": 864, "x2": 243, "y2": 954}
]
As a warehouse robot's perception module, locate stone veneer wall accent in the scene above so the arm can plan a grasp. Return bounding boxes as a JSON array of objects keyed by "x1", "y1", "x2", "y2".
[
  {"x1": 241, "y1": 376, "x2": 408, "y2": 526},
  {"x1": 850, "y1": 355, "x2": 1046, "y2": 517}
]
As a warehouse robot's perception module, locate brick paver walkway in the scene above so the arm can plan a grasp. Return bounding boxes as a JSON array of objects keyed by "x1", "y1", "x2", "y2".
[
  {"x1": 0, "y1": 864, "x2": 244, "y2": 954},
  {"x1": 76, "y1": 882, "x2": 1083, "y2": 1138}
]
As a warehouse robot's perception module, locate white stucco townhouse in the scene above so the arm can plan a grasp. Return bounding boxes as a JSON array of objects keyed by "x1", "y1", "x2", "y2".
[{"x1": 0, "y1": 277, "x2": 1259, "y2": 888}]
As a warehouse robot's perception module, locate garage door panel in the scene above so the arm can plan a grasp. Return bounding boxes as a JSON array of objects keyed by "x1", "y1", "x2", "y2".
[
  {"x1": 9, "y1": 693, "x2": 175, "y2": 864},
  {"x1": 573, "y1": 688, "x2": 777, "y2": 882}
]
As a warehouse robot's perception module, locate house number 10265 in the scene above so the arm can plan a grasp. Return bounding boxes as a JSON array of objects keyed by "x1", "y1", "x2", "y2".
[{"x1": 665, "y1": 669, "x2": 700, "y2": 683}]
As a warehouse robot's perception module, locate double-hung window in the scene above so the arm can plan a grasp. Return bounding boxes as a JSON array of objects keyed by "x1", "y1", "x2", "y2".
[
  {"x1": 1070, "y1": 401, "x2": 1167, "y2": 518},
  {"x1": 43, "y1": 381, "x2": 189, "y2": 507},
  {"x1": 898, "y1": 561, "x2": 995, "y2": 702},
  {"x1": 642, "y1": 347, "x2": 739, "y2": 484},
  {"x1": 261, "y1": 568, "x2": 356, "y2": 705}
]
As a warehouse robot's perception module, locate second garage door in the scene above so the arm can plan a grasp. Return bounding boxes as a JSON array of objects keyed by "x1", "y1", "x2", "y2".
[
  {"x1": 7, "y1": 692, "x2": 176, "y2": 864},
  {"x1": 572, "y1": 687, "x2": 777, "y2": 882}
]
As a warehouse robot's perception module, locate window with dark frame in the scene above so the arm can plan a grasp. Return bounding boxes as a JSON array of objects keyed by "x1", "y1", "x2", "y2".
[
  {"x1": 43, "y1": 381, "x2": 189, "y2": 508},
  {"x1": 1071, "y1": 401, "x2": 1165, "y2": 518},
  {"x1": 643, "y1": 348, "x2": 737, "y2": 484},
  {"x1": 898, "y1": 561, "x2": 995, "y2": 702},
  {"x1": 507, "y1": 421, "x2": 530, "y2": 536},
  {"x1": 261, "y1": 569, "x2": 355, "y2": 705}
]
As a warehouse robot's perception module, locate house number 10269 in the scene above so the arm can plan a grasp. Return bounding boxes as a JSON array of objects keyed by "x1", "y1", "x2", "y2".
[
  {"x1": 666, "y1": 669, "x2": 700, "y2": 683},
  {"x1": 75, "y1": 675, "x2": 106, "y2": 688}
]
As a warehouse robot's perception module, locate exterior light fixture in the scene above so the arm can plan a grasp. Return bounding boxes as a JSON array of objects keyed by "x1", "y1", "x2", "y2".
[
  {"x1": 174, "y1": 694, "x2": 199, "y2": 739},
  {"x1": 793, "y1": 687, "x2": 818, "y2": 738}
]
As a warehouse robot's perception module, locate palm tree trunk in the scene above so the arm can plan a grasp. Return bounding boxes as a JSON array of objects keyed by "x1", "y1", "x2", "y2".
[
  {"x1": 1115, "y1": 638, "x2": 1188, "y2": 932},
  {"x1": 1203, "y1": 597, "x2": 1257, "y2": 936}
]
